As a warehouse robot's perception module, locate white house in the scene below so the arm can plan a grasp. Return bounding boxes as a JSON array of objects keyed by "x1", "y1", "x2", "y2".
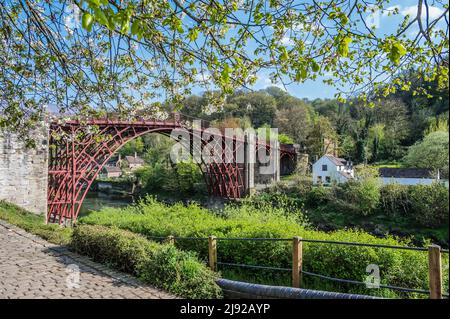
[
  {"x1": 379, "y1": 168, "x2": 446, "y2": 186},
  {"x1": 312, "y1": 155, "x2": 354, "y2": 185}
]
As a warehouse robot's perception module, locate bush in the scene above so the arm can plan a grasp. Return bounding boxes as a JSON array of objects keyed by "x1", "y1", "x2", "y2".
[
  {"x1": 378, "y1": 183, "x2": 411, "y2": 217},
  {"x1": 135, "y1": 162, "x2": 203, "y2": 195},
  {"x1": 79, "y1": 197, "x2": 449, "y2": 298},
  {"x1": 305, "y1": 185, "x2": 332, "y2": 208},
  {"x1": 71, "y1": 225, "x2": 222, "y2": 298},
  {"x1": 340, "y1": 178, "x2": 381, "y2": 216},
  {"x1": 408, "y1": 183, "x2": 449, "y2": 228},
  {"x1": 377, "y1": 183, "x2": 449, "y2": 227}
]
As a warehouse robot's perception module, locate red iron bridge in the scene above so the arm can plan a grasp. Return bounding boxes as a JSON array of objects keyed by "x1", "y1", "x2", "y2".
[{"x1": 47, "y1": 113, "x2": 298, "y2": 224}]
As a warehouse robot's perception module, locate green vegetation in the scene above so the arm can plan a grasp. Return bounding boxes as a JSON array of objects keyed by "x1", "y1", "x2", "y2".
[
  {"x1": 79, "y1": 196, "x2": 449, "y2": 298},
  {"x1": 134, "y1": 162, "x2": 204, "y2": 196},
  {"x1": 259, "y1": 179, "x2": 449, "y2": 246},
  {"x1": 0, "y1": 201, "x2": 72, "y2": 245},
  {"x1": 181, "y1": 84, "x2": 448, "y2": 167},
  {"x1": 404, "y1": 131, "x2": 449, "y2": 178},
  {"x1": 71, "y1": 225, "x2": 221, "y2": 299}
]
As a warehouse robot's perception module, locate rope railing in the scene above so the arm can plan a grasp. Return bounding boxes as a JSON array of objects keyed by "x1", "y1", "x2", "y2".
[{"x1": 144, "y1": 234, "x2": 448, "y2": 299}]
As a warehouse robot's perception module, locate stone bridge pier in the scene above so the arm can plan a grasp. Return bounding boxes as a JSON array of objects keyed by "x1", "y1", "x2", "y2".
[{"x1": 0, "y1": 127, "x2": 49, "y2": 214}]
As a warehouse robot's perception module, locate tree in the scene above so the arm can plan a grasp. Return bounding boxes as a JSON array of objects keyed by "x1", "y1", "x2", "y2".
[
  {"x1": 228, "y1": 91, "x2": 277, "y2": 127},
  {"x1": 274, "y1": 105, "x2": 312, "y2": 146},
  {"x1": 1, "y1": 0, "x2": 448, "y2": 140},
  {"x1": 306, "y1": 116, "x2": 338, "y2": 160},
  {"x1": 403, "y1": 131, "x2": 449, "y2": 178},
  {"x1": 119, "y1": 137, "x2": 144, "y2": 157},
  {"x1": 212, "y1": 116, "x2": 251, "y2": 131},
  {"x1": 368, "y1": 123, "x2": 385, "y2": 162},
  {"x1": 339, "y1": 134, "x2": 356, "y2": 159},
  {"x1": 424, "y1": 114, "x2": 449, "y2": 135}
]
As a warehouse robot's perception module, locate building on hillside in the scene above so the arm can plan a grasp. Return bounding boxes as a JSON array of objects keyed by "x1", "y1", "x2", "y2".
[
  {"x1": 124, "y1": 153, "x2": 145, "y2": 171},
  {"x1": 312, "y1": 155, "x2": 354, "y2": 185},
  {"x1": 99, "y1": 165, "x2": 122, "y2": 179},
  {"x1": 379, "y1": 168, "x2": 445, "y2": 186}
]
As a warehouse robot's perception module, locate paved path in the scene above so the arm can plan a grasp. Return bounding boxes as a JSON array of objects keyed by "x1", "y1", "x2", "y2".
[{"x1": 0, "y1": 220, "x2": 175, "y2": 299}]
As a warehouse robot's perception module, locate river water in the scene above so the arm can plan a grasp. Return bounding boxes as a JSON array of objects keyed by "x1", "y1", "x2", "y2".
[{"x1": 79, "y1": 181, "x2": 135, "y2": 217}]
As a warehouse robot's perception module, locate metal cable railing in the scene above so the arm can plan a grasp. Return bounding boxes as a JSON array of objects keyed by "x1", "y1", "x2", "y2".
[{"x1": 147, "y1": 235, "x2": 449, "y2": 252}]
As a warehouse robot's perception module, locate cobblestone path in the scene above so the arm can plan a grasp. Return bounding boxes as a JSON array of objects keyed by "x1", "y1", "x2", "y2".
[{"x1": 0, "y1": 220, "x2": 175, "y2": 299}]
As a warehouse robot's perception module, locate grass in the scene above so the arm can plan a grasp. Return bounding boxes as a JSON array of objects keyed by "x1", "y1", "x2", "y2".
[{"x1": 0, "y1": 201, "x2": 72, "y2": 245}]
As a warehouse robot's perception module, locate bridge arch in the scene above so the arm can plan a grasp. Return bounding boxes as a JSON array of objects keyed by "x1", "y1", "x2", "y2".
[{"x1": 46, "y1": 117, "x2": 246, "y2": 224}]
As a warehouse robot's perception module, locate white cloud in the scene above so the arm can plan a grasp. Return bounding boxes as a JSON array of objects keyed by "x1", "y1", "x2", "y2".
[
  {"x1": 401, "y1": 5, "x2": 445, "y2": 19},
  {"x1": 253, "y1": 73, "x2": 286, "y2": 91},
  {"x1": 195, "y1": 71, "x2": 211, "y2": 82},
  {"x1": 280, "y1": 35, "x2": 294, "y2": 46},
  {"x1": 382, "y1": 5, "x2": 401, "y2": 17}
]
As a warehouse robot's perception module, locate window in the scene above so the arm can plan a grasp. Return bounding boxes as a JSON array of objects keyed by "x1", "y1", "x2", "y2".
[
  {"x1": 317, "y1": 176, "x2": 322, "y2": 182},
  {"x1": 322, "y1": 164, "x2": 328, "y2": 171},
  {"x1": 325, "y1": 176, "x2": 331, "y2": 184}
]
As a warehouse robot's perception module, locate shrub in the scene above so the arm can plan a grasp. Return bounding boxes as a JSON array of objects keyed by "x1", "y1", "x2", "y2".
[
  {"x1": 71, "y1": 225, "x2": 222, "y2": 298},
  {"x1": 378, "y1": 183, "x2": 411, "y2": 217},
  {"x1": 135, "y1": 162, "x2": 203, "y2": 195},
  {"x1": 140, "y1": 244, "x2": 222, "y2": 298},
  {"x1": 340, "y1": 178, "x2": 381, "y2": 216},
  {"x1": 305, "y1": 185, "x2": 332, "y2": 207},
  {"x1": 408, "y1": 183, "x2": 449, "y2": 228}
]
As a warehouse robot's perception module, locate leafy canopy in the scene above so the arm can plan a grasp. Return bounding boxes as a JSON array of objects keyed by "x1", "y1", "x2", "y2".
[
  {"x1": 403, "y1": 131, "x2": 449, "y2": 178},
  {"x1": 0, "y1": 0, "x2": 448, "y2": 135}
]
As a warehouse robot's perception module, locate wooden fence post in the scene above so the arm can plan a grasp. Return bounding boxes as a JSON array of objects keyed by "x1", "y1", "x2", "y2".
[
  {"x1": 292, "y1": 236, "x2": 303, "y2": 288},
  {"x1": 208, "y1": 235, "x2": 217, "y2": 272},
  {"x1": 167, "y1": 235, "x2": 175, "y2": 245},
  {"x1": 428, "y1": 244, "x2": 442, "y2": 299}
]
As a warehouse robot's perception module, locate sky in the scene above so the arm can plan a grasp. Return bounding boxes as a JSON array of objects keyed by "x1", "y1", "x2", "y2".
[{"x1": 190, "y1": 0, "x2": 448, "y2": 100}]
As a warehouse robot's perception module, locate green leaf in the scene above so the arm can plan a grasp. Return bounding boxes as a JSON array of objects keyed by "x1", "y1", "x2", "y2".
[
  {"x1": 221, "y1": 63, "x2": 232, "y2": 82},
  {"x1": 311, "y1": 60, "x2": 320, "y2": 72},
  {"x1": 82, "y1": 12, "x2": 94, "y2": 32},
  {"x1": 88, "y1": 0, "x2": 101, "y2": 7},
  {"x1": 388, "y1": 42, "x2": 407, "y2": 65},
  {"x1": 120, "y1": 19, "x2": 130, "y2": 34},
  {"x1": 131, "y1": 20, "x2": 140, "y2": 35},
  {"x1": 188, "y1": 28, "x2": 199, "y2": 42},
  {"x1": 279, "y1": 47, "x2": 289, "y2": 61},
  {"x1": 339, "y1": 13, "x2": 349, "y2": 25},
  {"x1": 337, "y1": 36, "x2": 352, "y2": 57},
  {"x1": 93, "y1": 8, "x2": 110, "y2": 28}
]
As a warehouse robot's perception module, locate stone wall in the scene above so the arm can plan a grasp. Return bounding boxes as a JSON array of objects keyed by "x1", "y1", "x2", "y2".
[
  {"x1": 254, "y1": 140, "x2": 280, "y2": 186},
  {"x1": 0, "y1": 126, "x2": 48, "y2": 214}
]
